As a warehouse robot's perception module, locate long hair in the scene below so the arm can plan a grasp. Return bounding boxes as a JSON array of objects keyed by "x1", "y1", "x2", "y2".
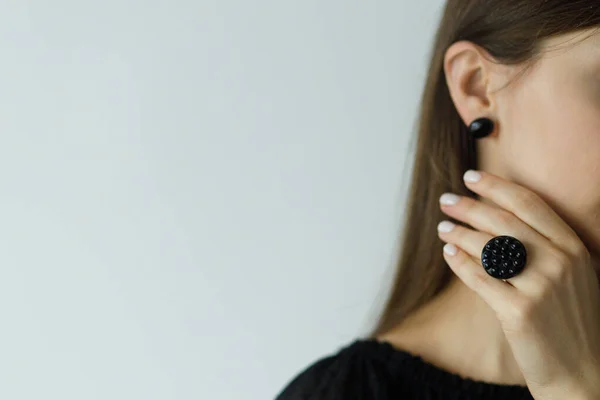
[{"x1": 370, "y1": 0, "x2": 600, "y2": 337}]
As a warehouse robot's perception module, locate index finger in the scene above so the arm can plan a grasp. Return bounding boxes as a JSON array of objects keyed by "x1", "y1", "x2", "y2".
[{"x1": 462, "y1": 170, "x2": 582, "y2": 254}]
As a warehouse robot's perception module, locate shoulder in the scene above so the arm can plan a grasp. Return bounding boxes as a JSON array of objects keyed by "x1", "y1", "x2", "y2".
[
  {"x1": 274, "y1": 340, "x2": 397, "y2": 400},
  {"x1": 274, "y1": 352, "x2": 340, "y2": 400}
]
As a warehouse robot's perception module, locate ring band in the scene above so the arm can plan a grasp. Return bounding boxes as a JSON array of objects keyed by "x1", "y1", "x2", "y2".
[{"x1": 481, "y1": 235, "x2": 527, "y2": 279}]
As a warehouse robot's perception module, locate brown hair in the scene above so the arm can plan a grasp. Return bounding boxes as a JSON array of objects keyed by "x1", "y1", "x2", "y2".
[{"x1": 370, "y1": 0, "x2": 600, "y2": 337}]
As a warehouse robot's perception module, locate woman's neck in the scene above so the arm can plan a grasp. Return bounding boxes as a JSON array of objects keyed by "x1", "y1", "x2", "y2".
[{"x1": 377, "y1": 275, "x2": 527, "y2": 386}]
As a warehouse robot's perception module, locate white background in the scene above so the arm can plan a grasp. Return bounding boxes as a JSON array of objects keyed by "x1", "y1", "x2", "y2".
[{"x1": 0, "y1": 1, "x2": 443, "y2": 399}]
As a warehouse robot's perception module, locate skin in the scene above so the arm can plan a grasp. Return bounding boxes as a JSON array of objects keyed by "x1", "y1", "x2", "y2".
[{"x1": 378, "y1": 27, "x2": 600, "y2": 397}]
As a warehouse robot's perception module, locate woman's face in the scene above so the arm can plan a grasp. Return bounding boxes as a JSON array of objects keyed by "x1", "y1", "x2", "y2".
[{"x1": 480, "y1": 28, "x2": 600, "y2": 263}]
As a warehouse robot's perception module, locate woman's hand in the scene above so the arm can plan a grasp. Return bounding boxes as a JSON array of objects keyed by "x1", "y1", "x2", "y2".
[{"x1": 437, "y1": 169, "x2": 600, "y2": 399}]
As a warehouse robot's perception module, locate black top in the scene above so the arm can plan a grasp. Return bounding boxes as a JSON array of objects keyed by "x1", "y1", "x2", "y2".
[{"x1": 275, "y1": 339, "x2": 534, "y2": 399}]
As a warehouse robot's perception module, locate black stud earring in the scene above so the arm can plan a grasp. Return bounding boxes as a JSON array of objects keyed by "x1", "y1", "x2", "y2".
[{"x1": 468, "y1": 117, "x2": 494, "y2": 139}]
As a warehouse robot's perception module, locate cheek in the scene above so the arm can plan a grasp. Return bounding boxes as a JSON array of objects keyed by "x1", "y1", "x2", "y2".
[
  {"x1": 496, "y1": 60, "x2": 600, "y2": 252},
  {"x1": 503, "y1": 81, "x2": 600, "y2": 207},
  {"x1": 538, "y1": 95, "x2": 600, "y2": 193}
]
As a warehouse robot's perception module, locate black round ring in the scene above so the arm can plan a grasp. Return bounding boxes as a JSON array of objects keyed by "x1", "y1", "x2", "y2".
[{"x1": 481, "y1": 235, "x2": 527, "y2": 279}]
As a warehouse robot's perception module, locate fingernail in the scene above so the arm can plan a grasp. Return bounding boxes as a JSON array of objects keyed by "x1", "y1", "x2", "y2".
[
  {"x1": 440, "y1": 193, "x2": 460, "y2": 205},
  {"x1": 463, "y1": 170, "x2": 482, "y2": 183},
  {"x1": 437, "y1": 220, "x2": 455, "y2": 232},
  {"x1": 443, "y1": 243, "x2": 457, "y2": 256}
]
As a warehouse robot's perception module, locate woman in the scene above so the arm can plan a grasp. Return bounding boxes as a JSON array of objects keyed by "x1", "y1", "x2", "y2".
[{"x1": 275, "y1": 1, "x2": 600, "y2": 399}]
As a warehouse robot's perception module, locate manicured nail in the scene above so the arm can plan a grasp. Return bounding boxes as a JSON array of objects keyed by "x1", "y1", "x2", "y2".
[
  {"x1": 443, "y1": 243, "x2": 457, "y2": 256},
  {"x1": 440, "y1": 193, "x2": 460, "y2": 205},
  {"x1": 437, "y1": 220, "x2": 455, "y2": 233},
  {"x1": 463, "y1": 170, "x2": 481, "y2": 183}
]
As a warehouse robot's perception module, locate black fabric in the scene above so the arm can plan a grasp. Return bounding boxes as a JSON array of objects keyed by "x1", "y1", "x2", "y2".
[{"x1": 275, "y1": 339, "x2": 534, "y2": 399}]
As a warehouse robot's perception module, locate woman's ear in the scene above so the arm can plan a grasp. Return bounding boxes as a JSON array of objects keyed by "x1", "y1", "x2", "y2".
[{"x1": 443, "y1": 41, "x2": 504, "y2": 126}]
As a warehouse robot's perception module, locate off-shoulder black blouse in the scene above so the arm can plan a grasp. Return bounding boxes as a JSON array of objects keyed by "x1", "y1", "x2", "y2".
[{"x1": 275, "y1": 339, "x2": 533, "y2": 399}]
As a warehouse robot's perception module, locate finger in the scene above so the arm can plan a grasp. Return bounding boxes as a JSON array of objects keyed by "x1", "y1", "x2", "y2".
[
  {"x1": 462, "y1": 170, "x2": 583, "y2": 256},
  {"x1": 437, "y1": 220, "x2": 492, "y2": 261},
  {"x1": 439, "y1": 193, "x2": 551, "y2": 291},
  {"x1": 440, "y1": 191, "x2": 548, "y2": 252},
  {"x1": 442, "y1": 242, "x2": 518, "y2": 315},
  {"x1": 437, "y1": 219, "x2": 519, "y2": 286}
]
